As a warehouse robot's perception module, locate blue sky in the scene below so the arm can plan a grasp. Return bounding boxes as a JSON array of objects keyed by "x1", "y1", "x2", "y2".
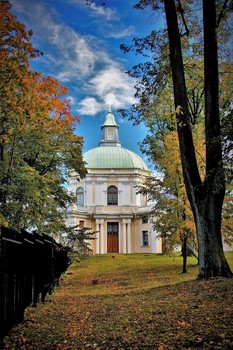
[{"x1": 11, "y1": 0, "x2": 163, "y2": 168}]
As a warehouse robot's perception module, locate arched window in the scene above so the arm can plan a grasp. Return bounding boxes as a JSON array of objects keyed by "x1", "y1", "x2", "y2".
[
  {"x1": 107, "y1": 186, "x2": 118, "y2": 205},
  {"x1": 142, "y1": 231, "x2": 149, "y2": 246},
  {"x1": 77, "y1": 187, "x2": 84, "y2": 207},
  {"x1": 107, "y1": 127, "x2": 114, "y2": 140}
]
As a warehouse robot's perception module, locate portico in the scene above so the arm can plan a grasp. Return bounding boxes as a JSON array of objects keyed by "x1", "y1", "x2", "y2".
[{"x1": 94, "y1": 217, "x2": 132, "y2": 254}]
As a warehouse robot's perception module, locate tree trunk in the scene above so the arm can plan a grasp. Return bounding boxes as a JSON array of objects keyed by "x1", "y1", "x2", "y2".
[
  {"x1": 182, "y1": 236, "x2": 187, "y2": 273},
  {"x1": 193, "y1": 190, "x2": 232, "y2": 277},
  {"x1": 164, "y1": 0, "x2": 232, "y2": 278},
  {"x1": 0, "y1": 141, "x2": 7, "y2": 206}
]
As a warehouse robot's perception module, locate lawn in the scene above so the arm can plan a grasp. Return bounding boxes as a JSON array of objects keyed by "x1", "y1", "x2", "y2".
[{"x1": 5, "y1": 253, "x2": 233, "y2": 350}]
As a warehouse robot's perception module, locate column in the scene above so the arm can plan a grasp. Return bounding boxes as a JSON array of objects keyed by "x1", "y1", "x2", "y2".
[
  {"x1": 95, "y1": 222, "x2": 99, "y2": 254},
  {"x1": 100, "y1": 222, "x2": 104, "y2": 254},
  {"x1": 122, "y1": 222, "x2": 127, "y2": 254},
  {"x1": 151, "y1": 230, "x2": 156, "y2": 253},
  {"x1": 155, "y1": 231, "x2": 163, "y2": 254},
  {"x1": 127, "y1": 222, "x2": 131, "y2": 254}
]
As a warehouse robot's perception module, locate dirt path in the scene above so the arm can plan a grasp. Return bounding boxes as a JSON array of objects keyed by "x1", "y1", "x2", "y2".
[{"x1": 4, "y1": 255, "x2": 233, "y2": 350}]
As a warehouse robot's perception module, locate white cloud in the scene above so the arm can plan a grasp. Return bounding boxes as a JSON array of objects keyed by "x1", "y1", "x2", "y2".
[
  {"x1": 11, "y1": 0, "x2": 136, "y2": 117},
  {"x1": 12, "y1": 1, "x2": 97, "y2": 80},
  {"x1": 77, "y1": 66, "x2": 136, "y2": 115},
  {"x1": 54, "y1": 31, "x2": 96, "y2": 80},
  {"x1": 77, "y1": 97, "x2": 103, "y2": 116},
  {"x1": 88, "y1": 2, "x2": 118, "y2": 21},
  {"x1": 108, "y1": 26, "x2": 135, "y2": 38},
  {"x1": 90, "y1": 66, "x2": 135, "y2": 98}
]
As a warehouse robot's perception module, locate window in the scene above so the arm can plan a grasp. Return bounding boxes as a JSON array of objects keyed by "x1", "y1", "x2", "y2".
[
  {"x1": 142, "y1": 231, "x2": 149, "y2": 246},
  {"x1": 76, "y1": 187, "x2": 84, "y2": 207},
  {"x1": 79, "y1": 220, "x2": 84, "y2": 228},
  {"x1": 107, "y1": 127, "x2": 114, "y2": 140},
  {"x1": 107, "y1": 186, "x2": 118, "y2": 205},
  {"x1": 142, "y1": 216, "x2": 148, "y2": 224}
]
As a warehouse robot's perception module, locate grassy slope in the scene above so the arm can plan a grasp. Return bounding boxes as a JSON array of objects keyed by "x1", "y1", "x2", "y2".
[{"x1": 5, "y1": 253, "x2": 233, "y2": 350}]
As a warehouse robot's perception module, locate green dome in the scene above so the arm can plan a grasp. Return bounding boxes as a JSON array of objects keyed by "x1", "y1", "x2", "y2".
[{"x1": 84, "y1": 146, "x2": 148, "y2": 170}]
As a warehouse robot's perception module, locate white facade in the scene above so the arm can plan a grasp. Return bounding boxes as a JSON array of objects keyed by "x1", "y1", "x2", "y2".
[{"x1": 66, "y1": 111, "x2": 162, "y2": 254}]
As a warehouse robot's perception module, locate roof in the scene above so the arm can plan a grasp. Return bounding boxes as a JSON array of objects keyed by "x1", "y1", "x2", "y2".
[
  {"x1": 83, "y1": 146, "x2": 148, "y2": 170},
  {"x1": 101, "y1": 112, "x2": 118, "y2": 127}
]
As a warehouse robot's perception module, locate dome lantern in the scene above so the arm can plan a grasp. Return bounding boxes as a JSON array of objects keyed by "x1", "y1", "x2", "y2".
[{"x1": 99, "y1": 111, "x2": 121, "y2": 147}]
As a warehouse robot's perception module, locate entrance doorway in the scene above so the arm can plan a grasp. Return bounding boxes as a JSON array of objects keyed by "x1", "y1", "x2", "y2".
[{"x1": 107, "y1": 222, "x2": 119, "y2": 253}]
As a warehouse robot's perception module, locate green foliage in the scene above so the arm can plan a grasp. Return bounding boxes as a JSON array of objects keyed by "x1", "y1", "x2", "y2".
[
  {"x1": 222, "y1": 187, "x2": 233, "y2": 246},
  {"x1": 63, "y1": 225, "x2": 97, "y2": 257},
  {"x1": 220, "y1": 62, "x2": 233, "y2": 181}
]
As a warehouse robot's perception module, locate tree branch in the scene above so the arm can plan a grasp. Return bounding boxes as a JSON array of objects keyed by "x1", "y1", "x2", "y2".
[
  {"x1": 176, "y1": 0, "x2": 190, "y2": 36},
  {"x1": 216, "y1": 0, "x2": 230, "y2": 28}
]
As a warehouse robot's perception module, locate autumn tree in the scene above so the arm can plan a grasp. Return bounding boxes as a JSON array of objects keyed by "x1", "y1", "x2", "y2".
[
  {"x1": 139, "y1": 128, "x2": 203, "y2": 273},
  {"x1": 123, "y1": 0, "x2": 232, "y2": 278},
  {"x1": 0, "y1": 1, "x2": 87, "y2": 233}
]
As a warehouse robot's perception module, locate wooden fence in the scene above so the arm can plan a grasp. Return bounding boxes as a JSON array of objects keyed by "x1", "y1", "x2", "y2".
[{"x1": 0, "y1": 226, "x2": 69, "y2": 346}]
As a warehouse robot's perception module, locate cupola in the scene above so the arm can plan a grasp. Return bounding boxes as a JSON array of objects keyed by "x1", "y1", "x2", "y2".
[{"x1": 99, "y1": 111, "x2": 121, "y2": 147}]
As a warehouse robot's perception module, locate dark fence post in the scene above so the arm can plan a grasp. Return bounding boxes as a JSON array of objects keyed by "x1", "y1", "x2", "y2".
[
  {"x1": 21, "y1": 229, "x2": 35, "y2": 312},
  {"x1": 0, "y1": 226, "x2": 4, "y2": 350},
  {"x1": 0, "y1": 225, "x2": 69, "y2": 344}
]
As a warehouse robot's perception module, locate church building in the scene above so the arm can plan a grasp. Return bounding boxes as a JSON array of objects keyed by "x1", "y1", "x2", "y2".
[{"x1": 66, "y1": 110, "x2": 162, "y2": 254}]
